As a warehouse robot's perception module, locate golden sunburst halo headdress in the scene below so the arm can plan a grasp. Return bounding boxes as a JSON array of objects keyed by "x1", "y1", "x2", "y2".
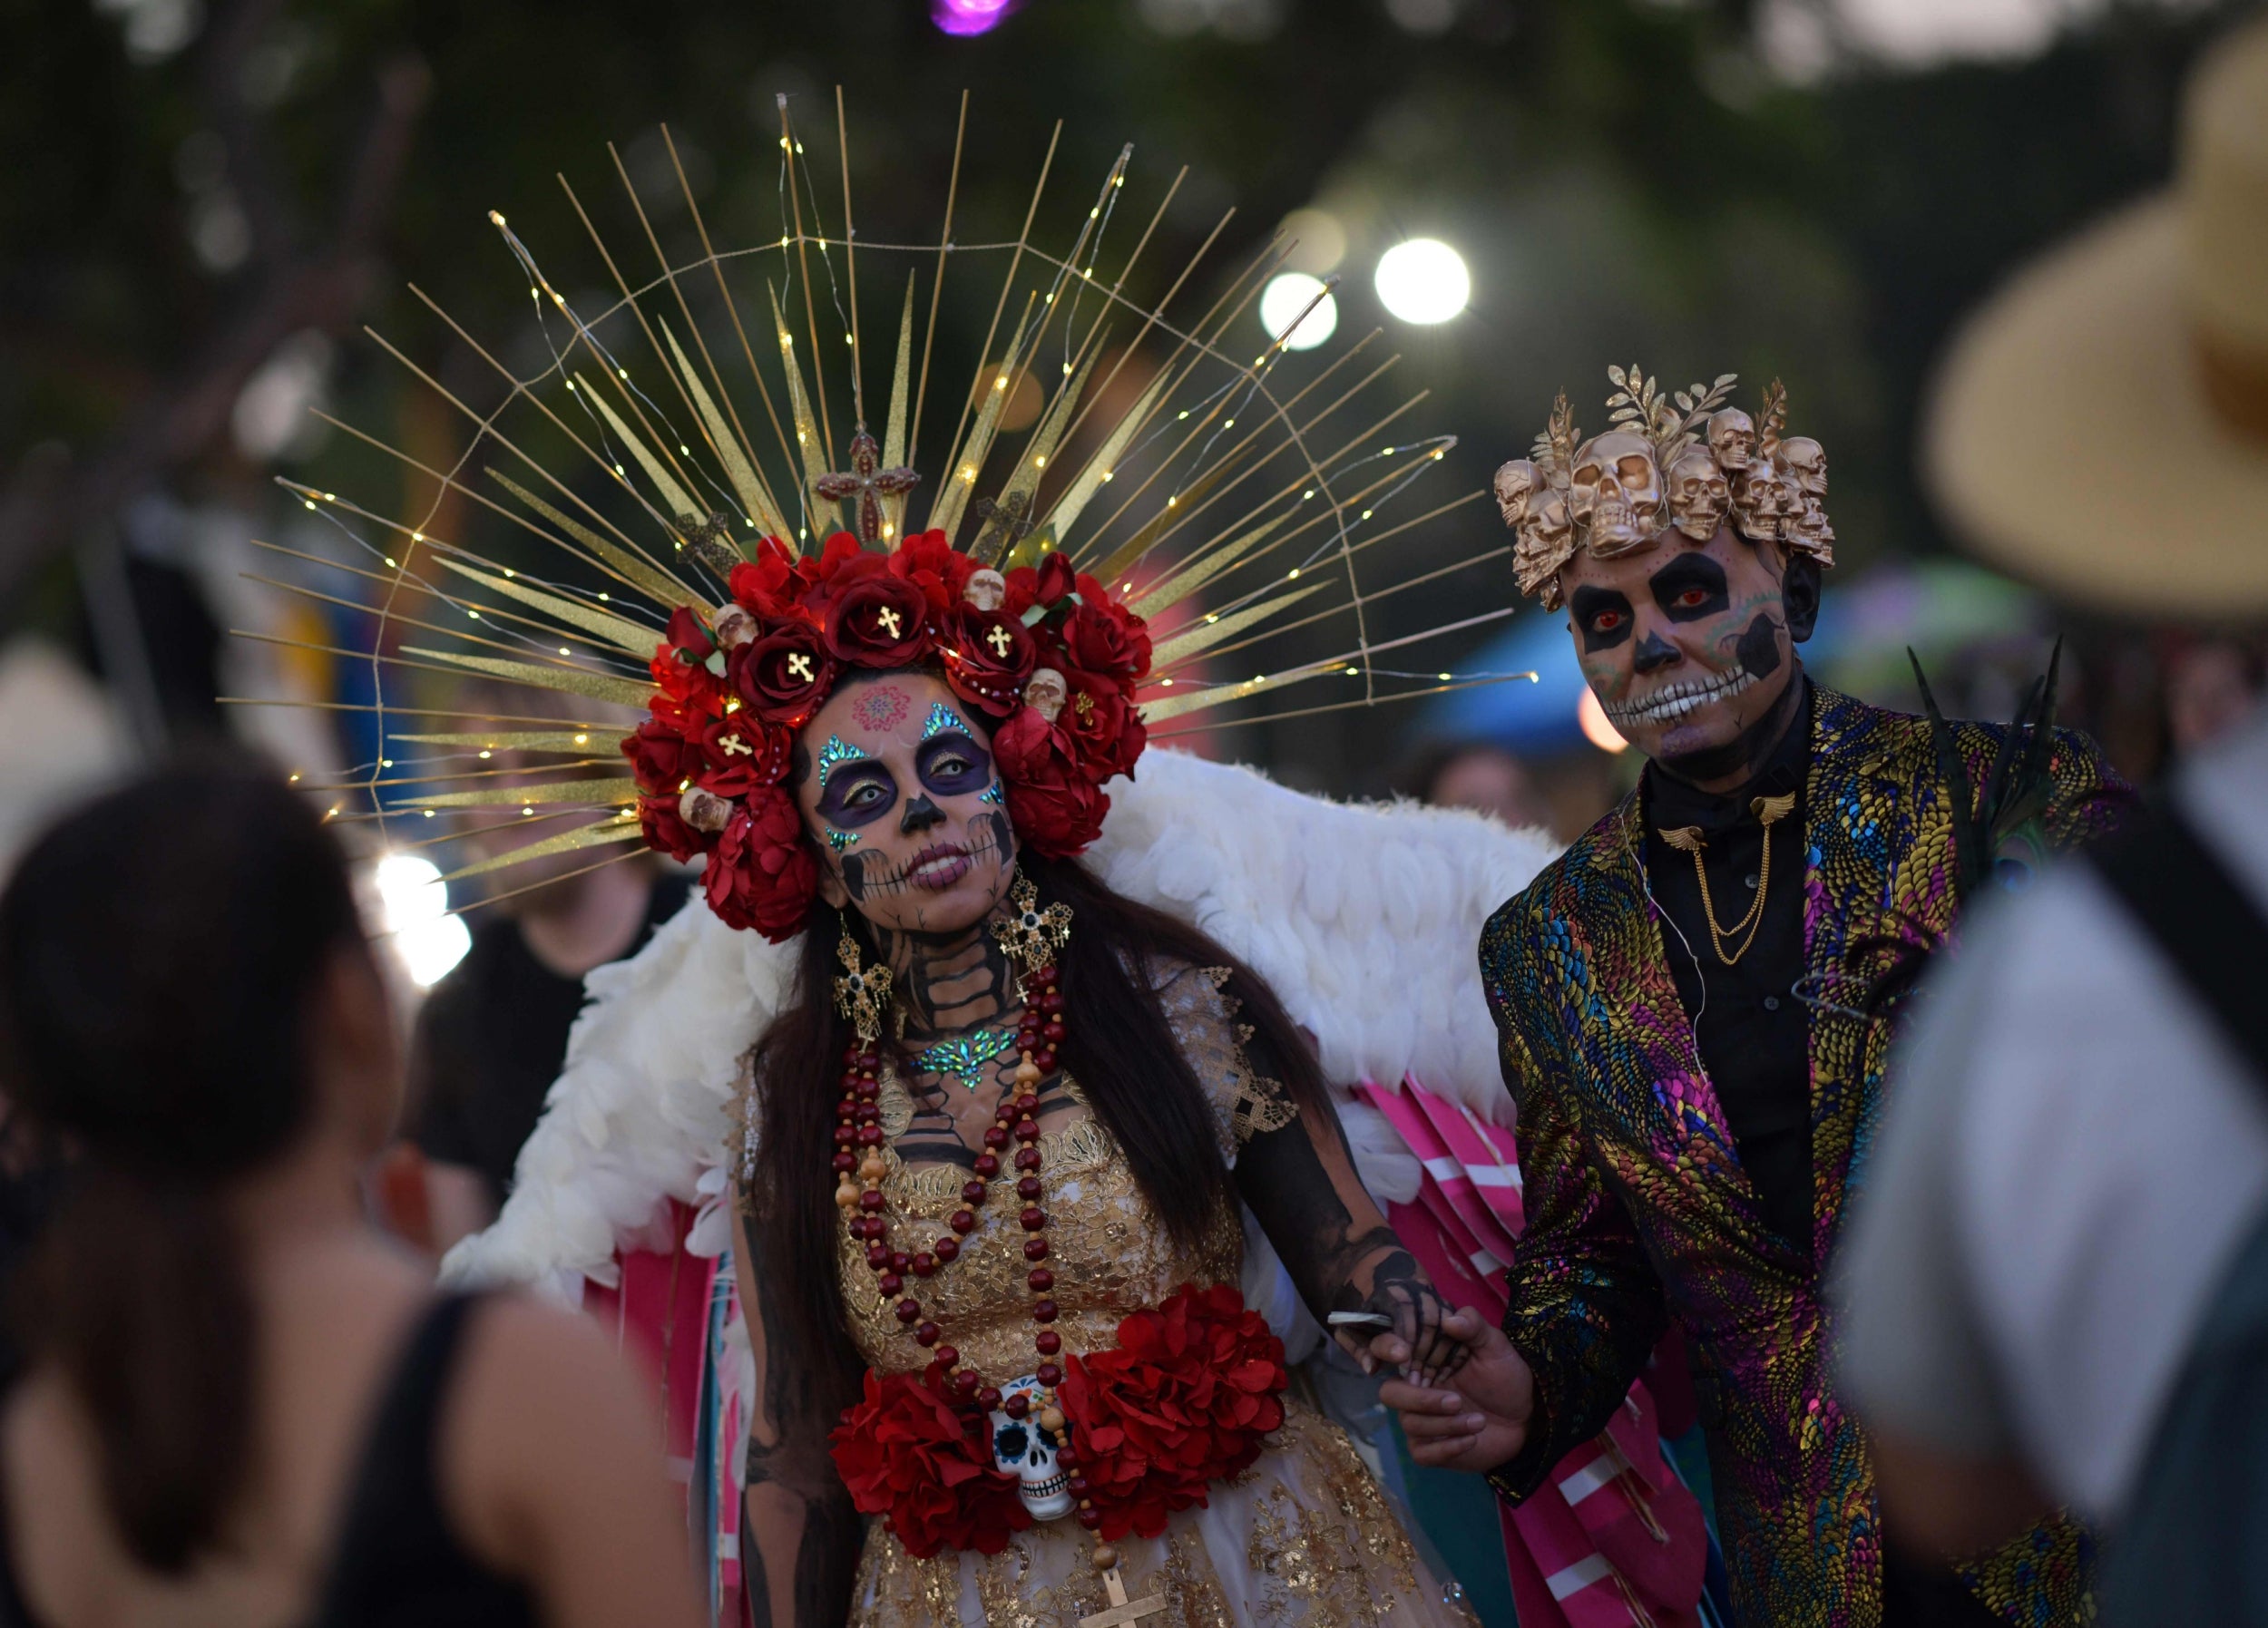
[
  {"x1": 1495, "y1": 366, "x2": 1836, "y2": 611},
  {"x1": 236, "y1": 93, "x2": 1524, "y2": 938}
]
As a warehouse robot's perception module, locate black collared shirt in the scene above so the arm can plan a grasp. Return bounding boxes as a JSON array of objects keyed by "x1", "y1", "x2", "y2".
[{"x1": 1641, "y1": 684, "x2": 1813, "y2": 1252}]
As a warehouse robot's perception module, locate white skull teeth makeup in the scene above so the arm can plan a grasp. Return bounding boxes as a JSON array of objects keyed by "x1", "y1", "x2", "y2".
[{"x1": 1605, "y1": 667, "x2": 1759, "y2": 728}]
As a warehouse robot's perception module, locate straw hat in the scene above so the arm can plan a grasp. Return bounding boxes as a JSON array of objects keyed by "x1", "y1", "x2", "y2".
[{"x1": 1924, "y1": 17, "x2": 2268, "y2": 616}]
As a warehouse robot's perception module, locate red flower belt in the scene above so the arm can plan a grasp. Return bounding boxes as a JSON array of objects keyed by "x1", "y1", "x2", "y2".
[{"x1": 828, "y1": 1282, "x2": 1290, "y2": 1559}]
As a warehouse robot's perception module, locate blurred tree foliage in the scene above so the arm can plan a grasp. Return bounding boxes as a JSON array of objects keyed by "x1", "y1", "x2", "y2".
[{"x1": 0, "y1": 0, "x2": 2247, "y2": 785}]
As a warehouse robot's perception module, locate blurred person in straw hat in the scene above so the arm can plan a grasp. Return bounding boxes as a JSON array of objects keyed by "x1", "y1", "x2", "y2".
[{"x1": 1833, "y1": 15, "x2": 2268, "y2": 1622}]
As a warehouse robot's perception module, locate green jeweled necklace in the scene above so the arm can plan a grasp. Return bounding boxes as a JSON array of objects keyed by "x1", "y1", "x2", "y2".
[{"x1": 909, "y1": 1025, "x2": 1018, "y2": 1088}]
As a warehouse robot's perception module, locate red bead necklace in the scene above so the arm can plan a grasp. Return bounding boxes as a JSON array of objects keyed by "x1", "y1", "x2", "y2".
[{"x1": 832, "y1": 948, "x2": 1121, "y2": 1555}]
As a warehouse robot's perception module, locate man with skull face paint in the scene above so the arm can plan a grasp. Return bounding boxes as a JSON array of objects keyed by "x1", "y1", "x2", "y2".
[{"x1": 1381, "y1": 371, "x2": 2129, "y2": 1628}]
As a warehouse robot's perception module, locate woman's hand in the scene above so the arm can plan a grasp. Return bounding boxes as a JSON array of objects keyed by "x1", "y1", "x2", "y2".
[
  {"x1": 1374, "y1": 1309, "x2": 1536, "y2": 1475},
  {"x1": 1335, "y1": 1273, "x2": 1475, "y2": 1388}
]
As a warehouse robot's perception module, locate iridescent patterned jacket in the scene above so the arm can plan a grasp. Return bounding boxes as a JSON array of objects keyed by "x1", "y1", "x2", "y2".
[{"x1": 1480, "y1": 684, "x2": 2130, "y2": 1628}]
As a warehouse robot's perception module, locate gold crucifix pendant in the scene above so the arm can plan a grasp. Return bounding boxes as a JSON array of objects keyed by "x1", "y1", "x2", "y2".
[{"x1": 1077, "y1": 1567, "x2": 1168, "y2": 1628}]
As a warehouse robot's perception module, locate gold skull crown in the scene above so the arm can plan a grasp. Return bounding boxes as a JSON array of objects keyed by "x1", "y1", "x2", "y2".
[{"x1": 1492, "y1": 367, "x2": 1836, "y2": 610}]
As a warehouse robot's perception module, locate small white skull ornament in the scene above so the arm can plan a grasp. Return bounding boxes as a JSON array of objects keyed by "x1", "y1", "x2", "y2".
[
  {"x1": 1666, "y1": 447, "x2": 1731, "y2": 542},
  {"x1": 1707, "y1": 407, "x2": 1757, "y2": 473},
  {"x1": 679, "y1": 785, "x2": 732, "y2": 833},
  {"x1": 989, "y1": 1375, "x2": 1074, "y2": 1520},
  {"x1": 1567, "y1": 432, "x2": 1666, "y2": 556},
  {"x1": 1022, "y1": 667, "x2": 1068, "y2": 724},
  {"x1": 711, "y1": 606, "x2": 759, "y2": 649},
  {"x1": 963, "y1": 568, "x2": 1008, "y2": 613}
]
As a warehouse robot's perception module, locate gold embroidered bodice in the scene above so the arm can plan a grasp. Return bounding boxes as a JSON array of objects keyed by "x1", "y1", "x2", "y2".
[{"x1": 838, "y1": 963, "x2": 1275, "y2": 1381}]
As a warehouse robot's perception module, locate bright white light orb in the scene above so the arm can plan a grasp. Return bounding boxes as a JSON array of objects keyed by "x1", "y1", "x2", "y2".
[
  {"x1": 1374, "y1": 239, "x2": 1471, "y2": 326},
  {"x1": 375, "y1": 853, "x2": 472, "y2": 988},
  {"x1": 1259, "y1": 272, "x2": 1339, "y2": 351}
]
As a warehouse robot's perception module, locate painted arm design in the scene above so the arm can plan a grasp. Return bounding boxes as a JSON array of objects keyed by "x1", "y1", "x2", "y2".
[
  {"x1": 730, "y1": 1205, "x2": 863, "y2": 1628},
  {"x1": 1230, "y1": 1007, "x2": 1473, "y2": 1382}
]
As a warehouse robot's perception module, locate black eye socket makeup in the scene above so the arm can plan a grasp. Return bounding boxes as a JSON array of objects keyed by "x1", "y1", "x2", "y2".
[
  {"x1": 916, "y1": 733, "x2": 993, "y2": 798},
  {"x1": 1648, "y1": 553, "x2": 1731, "y2": 622},
  {"x1": 1569, "y1": 586, "x2": 1636, "y2": 653},
  {"x1": 819, "y1": 763, "x2": 901, "y2": 829}
]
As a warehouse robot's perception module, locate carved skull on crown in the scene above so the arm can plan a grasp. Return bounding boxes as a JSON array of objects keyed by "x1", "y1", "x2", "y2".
[
  {"x1": 1666, "y1": 447, "x2": 1731, "y2": 542},
  {"x1": 988, "y1": 1375, "x2": 1074, "y2": 1520},
  {"x1": 1567, "y1": 432, "x2": 1666, "y2": 557},
  {"x1": 1512, "y1": 491, "x2": 1577, "y2": 608},
  {"x1": 1491, "y1": 458, "x2": 1545, "y2": 530},
  {"x1": 1707, "y1": 407, "x2": 1758, "y2": 473},
  {"x1": 1733, "y1": 455, "x2": 1804, "y2": 544}
]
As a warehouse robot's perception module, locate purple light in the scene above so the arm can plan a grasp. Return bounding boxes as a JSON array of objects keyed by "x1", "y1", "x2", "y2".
[{"x1": 933, "y1": 0, "x2": 1013, "y2": 35}]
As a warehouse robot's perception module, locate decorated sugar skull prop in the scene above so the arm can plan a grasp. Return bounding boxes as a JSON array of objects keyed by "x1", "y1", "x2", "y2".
[{"x1": 988, "y1": 1373, "x2": 1076, "y2": 1520}]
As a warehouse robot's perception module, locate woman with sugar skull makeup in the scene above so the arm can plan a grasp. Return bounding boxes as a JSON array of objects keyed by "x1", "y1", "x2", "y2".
[
  {"x1": 503, "y1": 520, "x2": 1486, "y2": 1628},
  {"x1": 1384, "y1": 368, "x2": 2134, "y2": 1628}
]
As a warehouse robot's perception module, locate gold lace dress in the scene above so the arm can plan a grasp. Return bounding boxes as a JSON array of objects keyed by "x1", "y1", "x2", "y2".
[{"x1": 840, "y1": 967, "x2": 1479, "y2": 1628}]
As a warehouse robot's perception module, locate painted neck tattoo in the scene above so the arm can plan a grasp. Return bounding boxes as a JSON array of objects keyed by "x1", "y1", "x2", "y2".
[{"x1": 871, "y1": 910, "x2": 1022, "y2": 1042}]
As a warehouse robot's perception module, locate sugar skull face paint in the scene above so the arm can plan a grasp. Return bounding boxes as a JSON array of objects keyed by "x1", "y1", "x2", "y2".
[
  {"x1": 1559, "y1": 522, "x2": 1819, "y2": 787},
  {"x1": 794, "y1": 669, "x2": 1019, "y2": 937}
]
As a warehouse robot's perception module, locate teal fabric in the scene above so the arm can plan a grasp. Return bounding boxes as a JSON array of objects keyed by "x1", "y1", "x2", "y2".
[{"x1": 1388, "y1": 1416, "x2": 1520, "y2": 1627}]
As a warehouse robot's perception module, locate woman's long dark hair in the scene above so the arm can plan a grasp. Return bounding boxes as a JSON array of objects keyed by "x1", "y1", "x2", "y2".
[
  {"x1": 0, "y1": 760, "x2": 364, "y2": 1574},
  {"x1": 748, "y1": 852, "x2": 1334, "y2": 1386}
]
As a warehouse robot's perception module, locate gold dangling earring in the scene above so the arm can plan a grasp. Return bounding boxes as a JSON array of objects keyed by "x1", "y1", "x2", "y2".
[
  {"x1": 833, "y1": 917, "x2": 893, "y2": 1047},
  {"x1": 989, "y1": 873, "x2": 1072, "y2": 999}
]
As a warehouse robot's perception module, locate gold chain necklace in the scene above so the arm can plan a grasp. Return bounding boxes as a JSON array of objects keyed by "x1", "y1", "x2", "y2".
[{"x1": 1657, "y1": 791, "x2": 1799, "y2": 967}]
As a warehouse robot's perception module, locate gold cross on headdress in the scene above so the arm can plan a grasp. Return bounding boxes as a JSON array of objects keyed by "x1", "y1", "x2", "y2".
[
  {"x1": 985, "y1": 623, "x2": 1014, "y2": 658},
  {"x1": 875, "y1": 605, "x2": 904, "y2": 639},
  {"x1": 787, "y1": 651, "x2": 817, "y2": 682},
  {"x1": 814, "y1": 424, "x2": 921, "y2": 547}
]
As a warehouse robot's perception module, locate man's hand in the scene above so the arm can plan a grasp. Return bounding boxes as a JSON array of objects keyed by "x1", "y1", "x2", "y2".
[{"x1": 1374, "y1": 1308, "x2": 1536, "y2": 1475}]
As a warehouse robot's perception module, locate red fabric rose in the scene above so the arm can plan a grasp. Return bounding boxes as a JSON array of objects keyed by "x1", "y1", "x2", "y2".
[
  {"x1": 693, "y1": 711, "x2": 791, "y2": 798},
  {"x1": 1059, "y1": 1283, "x2": 1288, "y2": 1542},
  {"x1": 667, "y1": 604, "x2": 716, "y2": 660},
  {"x1": 801, "y1": 531, "x2": 890, "y2": 619},
  {"x1": 994, "y1": 707, "x2": 1110, "y2": 857},
  {"x1": 647, "y1": 642, "x2": 730, "y2": 732},
  {"x1": 639, "y1": 792, "x2": 710, "y2": 863},
  {"x1": 1061, "y1": 593, "x2": 1152, "y2": 687},
  {"x1": 1002, "y1": 551, "x2": 1078, "y2": 620},
  {"x1": 941, "y1": 604, "x2": 1037, "y2": 718},
  {"x1": 829, "y1": 1370, "x2": 1031, "y2": 1559},
  {"x1": 728, "y1": 626, "x2": 837, "y2": 726},
  {"x1": 728, "y1": 536, "x2": 814, "y2": 622},
  {"x1": 622, "y1": 719, "x2": 703, "y2": 795},
  {"x1": 890, "y1": 529, "x2": 977, "y2": 615},
  {"x1": 825, "y1": 572, "x2": 934, "y2": 669},
  {"x1": 1056, "y1": 667, "x2": 1146, "y2": 784},
  {"x1": 702, "y1": 786, "x2": 818, "y2": 941}
]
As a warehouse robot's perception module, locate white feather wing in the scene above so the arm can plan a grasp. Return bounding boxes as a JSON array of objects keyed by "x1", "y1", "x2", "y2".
[{"x1": 440, "y1": 748, "x2": 1561, "y2": 1295}]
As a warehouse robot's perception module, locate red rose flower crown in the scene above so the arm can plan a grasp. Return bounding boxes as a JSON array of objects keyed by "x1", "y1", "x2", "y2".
[{"x1": 628, "y1": 525, "x2": 1154, "y2": 941}]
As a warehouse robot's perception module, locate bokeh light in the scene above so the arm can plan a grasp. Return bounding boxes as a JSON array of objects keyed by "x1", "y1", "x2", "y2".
[
  {"x1": 1259, "y1": 272, "x2": 1339, "y2": 351},
  {"x1": 375, "y1": 853, "x2": 472, "y2": 988},
  {"x1": 934, "y1": 0, "x2": 1015, "y2": 36},
  {"x1": 1276, "y1": 207, "x2": 1347, "y2": 276},
  {"x1": 1578, "y1": 687, "x2": 1629, "y2": 754},
  {"x1": 1374, "y1": 238, "x2": 1471, "y2": 325}
]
